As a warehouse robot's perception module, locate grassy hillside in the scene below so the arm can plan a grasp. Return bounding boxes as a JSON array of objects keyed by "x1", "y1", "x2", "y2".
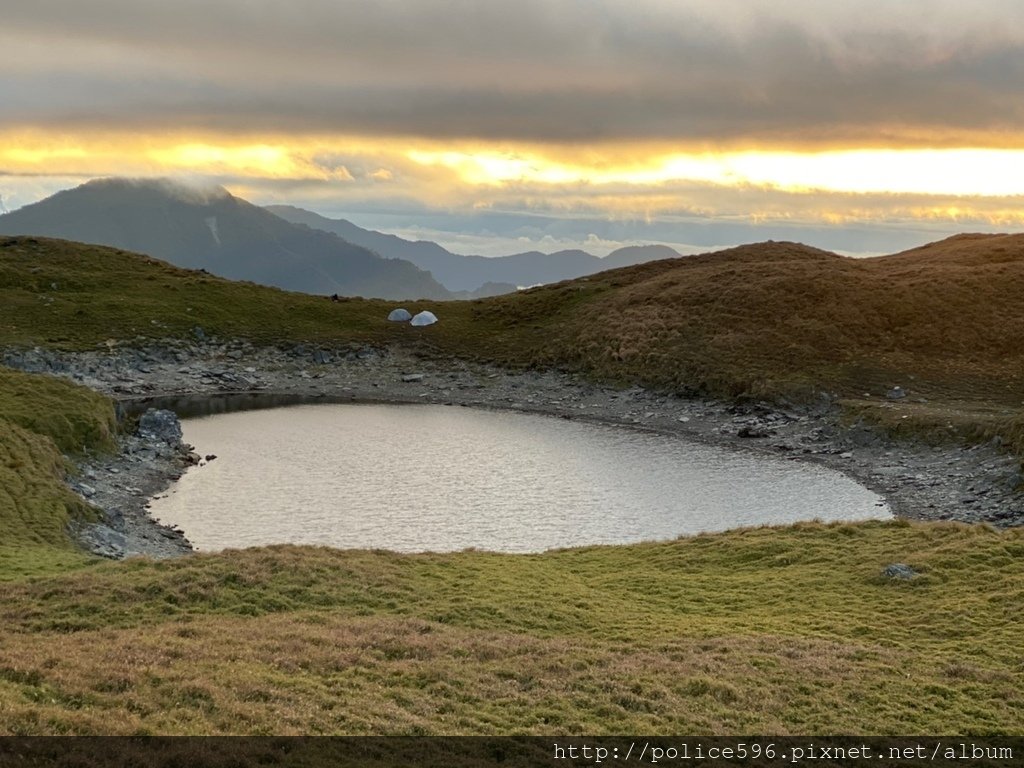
[
  {"x1": 0, "y1": 369, "x2": 115, "y2": 579},
  {"x1": 4, "y1": 233, "x2": 1024, "y2": 452},
  {"x1": 1, "y1": 521, "x2": 1022, "y2": 734},
  {"x1": 1, "y1": 234, "x2": 1023, "y2": 734},
  {"x1": 6, "y1": 234, "x2": 1023, "y2": 392}
]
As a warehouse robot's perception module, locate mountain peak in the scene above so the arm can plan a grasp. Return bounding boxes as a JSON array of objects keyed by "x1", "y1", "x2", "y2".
[
  {"x1": 79, "y1": 177, "x2": 233, "y2": 205},
  {"x1": 0, "y1": 177, "x2": 451, "y2": 300}
]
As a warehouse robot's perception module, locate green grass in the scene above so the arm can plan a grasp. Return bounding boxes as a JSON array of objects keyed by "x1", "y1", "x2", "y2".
[
  {"x1": 1, "y1": 235, "x2": 1023, "y2": 734},
  {"x1": 0, "y1": 521, "x2": 1021, "y2": 734},
  {"x1": 0, "y1": 418, "x2": 99, "y2": 580},
  {"x1": 0, "y1": 367, "x2": 117, "y2": 454},
  {"x1": 0, "y1": 368, "x2": 114, "y2": 579}
]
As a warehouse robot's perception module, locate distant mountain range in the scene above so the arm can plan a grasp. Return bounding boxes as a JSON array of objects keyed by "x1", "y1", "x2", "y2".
[
  {"x1": 0, "y1": 178, "x2": 687, "y2": 301},
  {"x1": 267, "y1": 205, "x2": 683, "y2": 291},
  {"x1": 0, "y1": 179, "x2": 452, "y2": 300}
]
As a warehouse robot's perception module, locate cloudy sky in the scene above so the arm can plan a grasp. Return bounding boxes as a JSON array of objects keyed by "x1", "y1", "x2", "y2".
[{"x1": 3, "y1": 0, "x2": 1024, "y2": 255}]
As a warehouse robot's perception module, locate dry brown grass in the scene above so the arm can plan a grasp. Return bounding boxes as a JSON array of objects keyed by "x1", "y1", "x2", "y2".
[
  {"x1": 1, "y1": 522, "x2": 1022, "y2": 734},
  {"x1": 518, "y1": 236, "x2": 1024, "y2": 400}
]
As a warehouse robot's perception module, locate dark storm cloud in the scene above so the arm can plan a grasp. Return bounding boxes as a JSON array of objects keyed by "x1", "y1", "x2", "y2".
[{"x1": 4, "y1": 1, "x2": 1024, "y2": 142}]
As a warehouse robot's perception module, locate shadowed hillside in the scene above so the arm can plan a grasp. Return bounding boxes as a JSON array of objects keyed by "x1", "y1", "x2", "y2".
[{"x1": 0, "y1": 180, "x2": 452, "y2": 300}]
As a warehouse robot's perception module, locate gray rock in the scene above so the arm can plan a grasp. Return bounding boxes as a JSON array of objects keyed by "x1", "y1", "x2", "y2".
[
  {"x1": 77, "y1": 483, "x2": 96, "y2": 498},
  {"x1": 226, "y1": 349, "x2": 243, "y2": 360},
  {"x1": 882, "y1": 563, "x2": 918, "y2": 580},
  {"x1": 192, "y1": 326, "x2": 206, "y2": 341},
  {"x1": 401, "y1": 373, "x2": 425, "y2": 383},
  {"x1": 887, "y1": 386, "x2": 907, "y2": 400},
  {"x1": 137, "y1": 409, "x2": 183, "y2": 445},
  {"x1": 79, "y1": 524, "x2": 127, "y2": 559},
  {"x1": 312, "y1": 349, "x2": 332, "y2": 365}
]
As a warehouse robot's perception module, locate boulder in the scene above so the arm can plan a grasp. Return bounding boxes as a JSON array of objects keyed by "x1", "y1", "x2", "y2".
[
  {"x1": 387, "y1": 308, "x2": 413, "y2": 322},
  {"x1": 882, "y1": 563, "x2": 918, "y2": 580},
  {"x1": 411, "y1": 311, "x2": 438, "y2": 327},
  {"x1": 137, "y1": 409, "x2": 183, "y2": 445}
]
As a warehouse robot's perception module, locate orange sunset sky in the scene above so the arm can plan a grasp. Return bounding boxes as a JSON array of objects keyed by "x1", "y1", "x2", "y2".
[{"x1": 3, "y1": 0, "x2": 1024, "y2": 255}]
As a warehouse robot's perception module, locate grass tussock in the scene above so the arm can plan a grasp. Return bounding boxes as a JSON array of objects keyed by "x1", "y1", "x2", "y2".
[{"x1": 0, "y1": 521, "x2": 1021, "y2": 734}]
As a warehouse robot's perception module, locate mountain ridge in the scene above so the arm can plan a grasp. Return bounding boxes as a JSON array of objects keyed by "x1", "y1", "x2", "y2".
[
  {"x1": 267, "y1": 204, "x2": 683, "y2": 291},
  {"x1": 0, "y1": 179, "x2": 453, "y2": 300}
]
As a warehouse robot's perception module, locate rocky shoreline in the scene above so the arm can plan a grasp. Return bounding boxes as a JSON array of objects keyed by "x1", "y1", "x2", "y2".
[{"x1": 5, "y1": 337, "x2": 1023, "y2": 559}]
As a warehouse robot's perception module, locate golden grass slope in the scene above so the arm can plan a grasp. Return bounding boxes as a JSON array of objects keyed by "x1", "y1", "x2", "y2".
[
  {"x1": 4, "y1": 233, "x2": 1024, "y2": 401},
  {"x1": 512, "y1": 236, "x2": 1024, "y2": 399},
  {"x1": 1, "y1": 521, "x2": 1022, "y2": 734}
]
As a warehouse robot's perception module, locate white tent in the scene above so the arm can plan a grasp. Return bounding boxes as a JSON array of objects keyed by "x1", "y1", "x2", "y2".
[
  {"x1": 410, "y1": 310, "x2": 438, "y2": 326},
  {"x1": 387, "y1": 308, "x2": 412, "y2": 322}
]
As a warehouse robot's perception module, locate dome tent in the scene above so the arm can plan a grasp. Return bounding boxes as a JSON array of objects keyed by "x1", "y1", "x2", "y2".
[
  {"x1": 387, "y1": 308, "x2": 412, "y2": 322},
  {"x1": 410, "y1": 310, "x2": 438, "y2": 327}
]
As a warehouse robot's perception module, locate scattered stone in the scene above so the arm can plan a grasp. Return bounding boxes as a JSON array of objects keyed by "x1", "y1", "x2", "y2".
[
  {"x1": 204, "y1": 454, "x2": 217, "y2": 462},
  {"x1": 78, "y1": 523, "x2": 128, "y2": 559},
  {"x1": 312, "y1": 349, "x2": 332, "y2": 365},
  {"x1": 192, "y1": 326, "x2": 206, "y2": 341},
  {"x1": 737, "y1": 424, "x2": 772, "y2": 438},
  {"x1": 401, "y1": 373, "x2": 425, "y2": 383},
  {"x1": 887, "y1": 386, "x2": 907, "y2": 400}
]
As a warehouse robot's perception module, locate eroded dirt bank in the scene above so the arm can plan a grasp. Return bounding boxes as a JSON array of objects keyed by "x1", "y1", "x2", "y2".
[{"x1": 5, "y1": 339, "x2": 1022, "y2": 559}]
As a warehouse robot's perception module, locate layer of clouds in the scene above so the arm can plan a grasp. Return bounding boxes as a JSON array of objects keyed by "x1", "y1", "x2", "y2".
[
  {"x1": 3, "y1": 164, "x2": 1019, "y2": 259},
  {"x1": 4, "y1": 1, "x2": 1024, "y2": 143}
]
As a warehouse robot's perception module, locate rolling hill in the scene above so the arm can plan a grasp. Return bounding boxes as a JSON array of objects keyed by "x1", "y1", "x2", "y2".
[
  {"x1": 4, "y1": 234, "x2": 1023, "y2": 401},
  {"x1": 267, "y1": 204, "x2": 682, "y2": 292},
  {"x1": 0, "y1": 179, "x2": 452, "y2": 300},
  {"x1": 1, "y1": 233, "x2": 1024, "y2": 734}
]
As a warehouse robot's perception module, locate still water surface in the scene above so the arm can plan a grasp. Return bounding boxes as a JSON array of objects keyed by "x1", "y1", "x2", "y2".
[{"x1": 149, "y1": 403, "x2": 890, "y2": 553}]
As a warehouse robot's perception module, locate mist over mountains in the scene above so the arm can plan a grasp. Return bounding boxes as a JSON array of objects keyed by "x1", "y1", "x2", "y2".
[
  {"x1": 268, "y1": 205, "x2": 682, "y2": 291},
  {"x1": 0, "y1": 179, "x2": 452, "y2": 300}
]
